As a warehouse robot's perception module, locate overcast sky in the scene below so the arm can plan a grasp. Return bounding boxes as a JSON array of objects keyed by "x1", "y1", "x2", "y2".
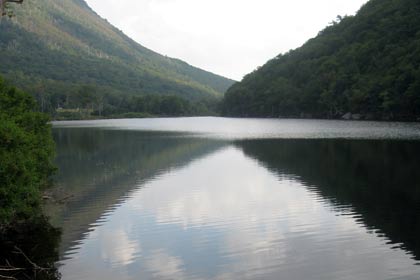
[{"x1": 85, "y1": 0, "x2": 368, "y2": 80}]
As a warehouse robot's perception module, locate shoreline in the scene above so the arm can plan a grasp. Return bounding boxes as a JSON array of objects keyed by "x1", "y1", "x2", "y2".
[{"x1": 51, "y1": 115, "x2": 420, "y2": 124}]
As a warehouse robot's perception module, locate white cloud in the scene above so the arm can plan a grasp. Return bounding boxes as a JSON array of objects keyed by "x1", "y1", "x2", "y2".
[
  {"x1": 100, "y1": 229, "x2": 141, "y2": 267},
  {"x1": 85, "y1": 0, "x2": 369, "y2": 80},
  {"x1": 145, "y1": 250, "x2": 187, "y2": 280}
]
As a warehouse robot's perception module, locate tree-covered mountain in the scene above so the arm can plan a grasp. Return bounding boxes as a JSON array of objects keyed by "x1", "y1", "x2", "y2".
[
  {"x1": 223, "y1": 0, "x2": 420, "y2": 121},
  {"x1": 0, "y1": 0, "x2": 235, "y2": 117}
]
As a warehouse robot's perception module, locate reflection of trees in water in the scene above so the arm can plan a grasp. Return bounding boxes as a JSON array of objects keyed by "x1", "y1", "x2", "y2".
[
  {"x1": 0, "y1": 128, "x2": 223, "y2": 279},
  {"x1": 48, "y1": 128, "x2": 225, "y2": 257},
  {"x1": 0, "y1": 217, "x2": 61, "y2": 280},
  {"x1": 236, "y1": 139, "x2": 420, "y2": 261}
]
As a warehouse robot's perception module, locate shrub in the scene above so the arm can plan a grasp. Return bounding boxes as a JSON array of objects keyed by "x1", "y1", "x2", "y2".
[{"x1": 0, "y1": 77, "x2": 55, "y2": 227}]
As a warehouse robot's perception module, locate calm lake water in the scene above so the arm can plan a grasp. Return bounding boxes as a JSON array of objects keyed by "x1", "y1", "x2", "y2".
[{"x1": 49, "y1": 117, "x2": 420, "y2": 280}]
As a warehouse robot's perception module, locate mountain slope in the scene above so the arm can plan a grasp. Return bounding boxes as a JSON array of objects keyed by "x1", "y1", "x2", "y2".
[
  {"x1": 0, "y1": 0, "x2": 234, "y2": 114},
  {"x1": 222, "y1": 0, "x2": 420, "y2": 120}
]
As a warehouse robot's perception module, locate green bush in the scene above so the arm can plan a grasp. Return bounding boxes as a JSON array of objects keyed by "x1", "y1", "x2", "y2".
[{"x1": 0, "y1": 77, "x2": 55, "y2": 227}]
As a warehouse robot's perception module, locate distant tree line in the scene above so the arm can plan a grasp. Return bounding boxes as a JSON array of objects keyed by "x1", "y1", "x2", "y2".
[
  {"x1": 21, "y1": 82, "x2": 221, "y2": 120},
  {"x1": 223, "y1": 0, "x2": 420, "y2": 121}
]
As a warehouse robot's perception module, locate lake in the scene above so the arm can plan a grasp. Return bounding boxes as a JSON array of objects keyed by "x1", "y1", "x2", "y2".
[{"x1": 49, "y1": 117, "x2": 420, "y2": 280}]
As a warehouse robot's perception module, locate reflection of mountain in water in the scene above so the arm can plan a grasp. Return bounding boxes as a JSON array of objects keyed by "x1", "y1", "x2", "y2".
[
  {"x1": 47, "y1": 128, "x2": 225, "y2": 257},
  {"x1": 236, "y1": 139, "x2": 420, "y2": 261}
]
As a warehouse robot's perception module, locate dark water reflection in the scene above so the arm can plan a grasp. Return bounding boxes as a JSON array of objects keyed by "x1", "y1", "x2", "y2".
[
  {"x1": 236, "y1": 139, "x2": 420, "y2": 262},
  {"x1": 48, "y1": 120, "x2": 420, "y2": 280}
]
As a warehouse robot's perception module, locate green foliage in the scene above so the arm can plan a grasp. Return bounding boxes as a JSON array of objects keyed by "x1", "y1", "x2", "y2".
[
  {"x1": 0, "y1": 77, "x2": 55, "y2": 226},
  {"x1": 0, "y1": 0, "x2": 234, "y2": 118},
  {"x1": 48, "y1": 86, "x2": 220, "y2": 120},
  {"x1": 223, "y1": 0, "x2": 420, "y2": 120},
  {"x1": 94, "y1": 93, "x2": 219, "y2": 118}
]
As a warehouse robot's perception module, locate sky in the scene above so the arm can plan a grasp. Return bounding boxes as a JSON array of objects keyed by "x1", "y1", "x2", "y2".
[{"x1": 85, "y1": 0, "x2": 369, "y2": 81}]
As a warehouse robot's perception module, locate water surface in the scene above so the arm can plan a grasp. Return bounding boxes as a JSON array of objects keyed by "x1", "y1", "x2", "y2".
[
  {"x1": 53, "y1": 117, "x2": 420, "y2": 140},
  {"x1": 50, "y1": 118, "x2": 420, "y2": 280}
]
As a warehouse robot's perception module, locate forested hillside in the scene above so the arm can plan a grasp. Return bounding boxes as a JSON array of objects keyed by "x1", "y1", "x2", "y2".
[
  {"x1": 223, "y1": 0, "x2": 420, "y2": 121},
  {"x1": 0, "y1": 0, "x2": 235, "y2": 117}
]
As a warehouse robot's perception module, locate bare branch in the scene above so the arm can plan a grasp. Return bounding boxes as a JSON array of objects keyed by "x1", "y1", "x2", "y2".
[
  {"x1": 0, "y1": 274, "x2": 18, "y2": 280},
  {"x1": 13, "y1": 246, "x2": 49, "y2": 271},
  {"x1": 0, "y1": 259, "x2": 25, "y2": 272},
  {"x1": 0, "y1": 261, "x2": 21, "y2": 280},
  {"x1": 1, "y1": 246, "x2": 56, "y2": 280},
  {"x1": 0, "y1": 268, "x2": 25, "y2": 271}
]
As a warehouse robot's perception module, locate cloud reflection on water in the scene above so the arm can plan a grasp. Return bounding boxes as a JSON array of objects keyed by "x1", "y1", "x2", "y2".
[{"x1": 59, "y1": 146, "x2": 420, "y2": 280}]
